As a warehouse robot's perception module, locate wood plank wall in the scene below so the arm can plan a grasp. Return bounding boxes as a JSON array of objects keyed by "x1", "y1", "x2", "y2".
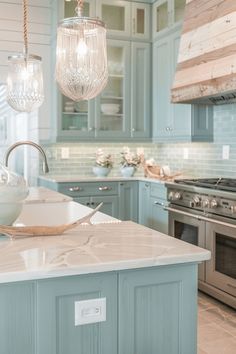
[
  {"x1": 0, "y1": 0, "x2": 52, "y2": 142},
  {"x1": 171, "y1": 0, "x2": 236, "y2": 103}
]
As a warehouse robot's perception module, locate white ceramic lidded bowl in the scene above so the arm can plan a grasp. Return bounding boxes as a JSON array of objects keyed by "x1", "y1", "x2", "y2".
[
  {"x1": 101, "y1": 103, "x2": 120, "y2": 115},
  {"x1": 0, "y1": 164, "x2": 29, "y2": 225}
]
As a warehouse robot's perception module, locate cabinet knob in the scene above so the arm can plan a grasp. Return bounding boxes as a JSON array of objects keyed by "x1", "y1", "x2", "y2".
[
  {"x1": 88, "y1": 127, "x2": 94, "y2": 131},
  {"x1": 132, "y1": 128, "x2": 136, "y2": 132},
  {"x1": 86, "y1": 202, "x2": 90, "y2": 206},
  {"x1": 98, "y1": 186, "x2": 112, "y2": 191},
  {"x1": 69, "y1": 186, "x2": 83, "y2": 192}
]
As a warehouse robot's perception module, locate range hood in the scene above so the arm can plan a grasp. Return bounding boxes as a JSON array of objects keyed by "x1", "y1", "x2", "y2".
[{"x1": 171, "y1": 0, "x2": 236, "y2": 105}]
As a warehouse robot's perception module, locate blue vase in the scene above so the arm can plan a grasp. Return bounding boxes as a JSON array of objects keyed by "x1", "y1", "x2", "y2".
[
  {"x1": 120, "y1": 166, "x2": 135, "y2": 177},
  {"x1": 93, "y1": 166, "x2": 111, "y2": 177}
]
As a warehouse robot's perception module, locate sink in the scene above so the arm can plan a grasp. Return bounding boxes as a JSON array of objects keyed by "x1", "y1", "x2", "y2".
[{"x1": 15, "y1": 201, "x2": 116, "y2": 226}]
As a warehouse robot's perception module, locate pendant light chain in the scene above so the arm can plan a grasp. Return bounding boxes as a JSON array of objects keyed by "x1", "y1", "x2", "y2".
[
  {"x1": 76, "y1": 0, "x2": 84, "y2": 17},
  {"x1": 23, "y1": 0, "x2": 28, "y2": 57}
]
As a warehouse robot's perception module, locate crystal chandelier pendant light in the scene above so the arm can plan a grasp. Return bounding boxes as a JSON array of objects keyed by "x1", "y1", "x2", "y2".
[
  {"x1": 6, "y1": 0, "x2": 44, "y2": 113},
  {"x1": 56, "y1": 0, "x2": 108, "y2": 101}
]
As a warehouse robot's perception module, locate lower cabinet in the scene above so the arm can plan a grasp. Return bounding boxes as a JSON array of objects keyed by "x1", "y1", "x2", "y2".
[
  {"x1": 118, "y1": 181, "x2": 138, "y2": 222},
  {"x1": 139, "y1": 181, "x2": 169, "y2": 234},
  {"x1": 74, "y1": 195, "x2": 119, "y2": 218},
  {"x1": 38, "y1": 178, "x2": 138, "y2": 222},
  {"x1": 37, "y1": 273, "x2": 118, "y2": 354},
  {"x1": 0, "y1": 264, "x2": 198, "y2": 354}
]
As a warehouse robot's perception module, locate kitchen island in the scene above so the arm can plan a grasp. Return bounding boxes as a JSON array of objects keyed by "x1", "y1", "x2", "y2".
[{"x1": 0, "y1": 193, "x2": 210, "y2": 354}]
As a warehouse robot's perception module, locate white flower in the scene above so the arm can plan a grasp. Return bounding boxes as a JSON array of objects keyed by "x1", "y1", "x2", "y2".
[
  {"x1": 120, "y1": 146, "x2": 144, "y2": 168},
  {"x1": 95, "y1": 149, "x2": 113, "y2": 168}
]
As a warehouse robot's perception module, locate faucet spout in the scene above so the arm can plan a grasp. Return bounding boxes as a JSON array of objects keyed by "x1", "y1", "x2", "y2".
[{"x1": 5, "y1": 141, "x2": 49, "y2": 174}]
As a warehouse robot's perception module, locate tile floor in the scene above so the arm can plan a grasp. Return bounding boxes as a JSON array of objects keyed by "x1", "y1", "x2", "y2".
[{"x1": 198, "y1": 292, "x2": 236, "y2": 354}]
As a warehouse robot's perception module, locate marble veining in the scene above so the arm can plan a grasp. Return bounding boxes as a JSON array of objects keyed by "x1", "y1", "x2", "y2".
[
  {"x1": 25, "y1": 187, "x2": 72, "y2": 203},
  {"x1": 0, "y1": 221, "x2": 210, "y2": 283}
]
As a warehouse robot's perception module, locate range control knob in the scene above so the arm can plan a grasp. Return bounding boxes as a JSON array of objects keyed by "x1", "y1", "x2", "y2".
[
  {"x1": 193, "y1": 196, "x2": 201, "y2": 206},
  {"x1": 202, "y1": 199, "x2": 210, "y2": 208},
  {"x1": 168, "y1": 191, "x2": 175, "y2": 201},
  {"x1": 210, "y1": 199, "x2": 218, "y2": 209},
  {"x1": 174, "y1": 192, "x2": 182, "y2": 201},
  {"x1": 230, "y1": 205, "x2": 236, "y2": 214}
]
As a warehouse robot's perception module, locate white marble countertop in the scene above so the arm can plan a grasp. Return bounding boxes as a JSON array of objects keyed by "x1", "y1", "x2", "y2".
[
  {"x1": 25, "y1": 187, "x2": 72, "y2": 203},
  {"x1": 38, "y1": 175, "x2": 169, "y2": 184},
  {"x1": 0, "y1": 218, "x2": 210, "y2": 283}
]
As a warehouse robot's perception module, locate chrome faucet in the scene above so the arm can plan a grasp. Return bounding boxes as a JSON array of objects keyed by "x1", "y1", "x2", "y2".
[{"x1": 5, "y1": 141, "x2": 49, "y2": 174}]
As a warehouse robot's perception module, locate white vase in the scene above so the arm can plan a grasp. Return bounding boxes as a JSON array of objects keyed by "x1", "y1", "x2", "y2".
[
  {"x1": 120, "y1": 166, "x2": 135, "y2": 177},
  {"x1": 93, "y1": 166, "x2": 111, "y2": 177}
]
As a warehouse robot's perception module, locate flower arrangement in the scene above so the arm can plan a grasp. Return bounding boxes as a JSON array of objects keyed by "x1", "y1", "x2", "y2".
[
  {"x1": 120, "y1": 146, "x2": 144, "y2": 168},
  {"x1": 95, "y1": 148, "x2": 113, "y2": 168}
]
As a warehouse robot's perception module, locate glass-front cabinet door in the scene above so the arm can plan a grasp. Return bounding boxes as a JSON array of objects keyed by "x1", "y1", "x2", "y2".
[
  {"x1": 153, "y1": 0, "x2": 169, "y2": 36},
  {"x1": 153, "y1": 0, "x2": 186, "y2": 38},
  {"x1": 173, "y1": 0, "x2": 186, "y2": 23},
  {"x1": 97, "y1": 0, "x2": 131, "y2": 37},
  {"x1": 131, "y1": 3, "x2": 150, "y2": 40},
  {"x1": 95, "y1": 39, "x2": 130, "y2": 138},
  {"x1": 59, "y1": 95, "x2": 95, "y2": 138}
]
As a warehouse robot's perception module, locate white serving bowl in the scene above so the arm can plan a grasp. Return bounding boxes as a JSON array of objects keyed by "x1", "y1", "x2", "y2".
[{"x1": 101, "y1": 103, "x2": 120, "y2": 115}]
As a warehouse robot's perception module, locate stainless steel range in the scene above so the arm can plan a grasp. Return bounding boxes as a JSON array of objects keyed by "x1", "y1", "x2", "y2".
[{"x1": 165, "y1": 178, "x2": 236, "y2": 309}]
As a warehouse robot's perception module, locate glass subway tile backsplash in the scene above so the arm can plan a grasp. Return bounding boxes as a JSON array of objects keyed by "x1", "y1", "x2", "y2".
[{"x1": 43, "y1": 104, "x2": 236, "y2": 179}]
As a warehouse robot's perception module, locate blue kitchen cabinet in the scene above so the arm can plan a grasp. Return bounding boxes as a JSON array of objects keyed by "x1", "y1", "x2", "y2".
[
  {"x1": 74, "y1": 195, "x2": 119, "y2": 218},
  {"x1": 119, "y1": 181, "x2": 138, "y2": 222},
  {"x1": 152, "y1": 0, "x2": 186, "y2": 39},
  {"x1": 97, "y1": 0, "x2": 151, "y2": 41},
  {"x1": 0, "y1": 265, "x2": 199, "y2": 354},
  {"x1": 139, "y1": 181, "x2": 169, "y2": 234},
  {"x1": 131, "y1": 41, "x2": 151, "y2": 139},
  {"x1": 138, "y1": 181, "x2": 151, "y2": 226},
  {"x1": 55, "y1": 1, "x2": 151, "y2": 142},
  {"x1": 37, "y1": 273, "x2": 118, "y2": 354},
  {"x1": 0, "y1": 281, "x2": 36, "y2": 354},
  {"x1": 119, "y1": 264, "x2": 198, "y2": 354},
  {"x1": 153, "y1": 27, "x2": 213, "y2": 142}
]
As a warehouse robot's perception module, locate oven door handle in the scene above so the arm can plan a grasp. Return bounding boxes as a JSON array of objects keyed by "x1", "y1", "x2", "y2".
[{"x1": 164, "y1": 206, "x2": 236, "y2": 229}]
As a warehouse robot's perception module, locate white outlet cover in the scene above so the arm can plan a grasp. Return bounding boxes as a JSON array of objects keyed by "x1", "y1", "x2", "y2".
[
  {"x1": 61, "y1": 147, "x2": 70, "y2": 159},
  {"x1": 75, "y1": 298, "x2": 106, "y2": 326},
  {"x1": 222, "y1": 145, "x2": 230, "y2": 160}
]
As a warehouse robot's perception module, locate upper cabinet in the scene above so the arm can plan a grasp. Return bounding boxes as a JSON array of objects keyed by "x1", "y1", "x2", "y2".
[
  {"x1": 57, "y1": 38, "x2": 151, "y2": 141},
  {"x1": 153, "y1": 28, "x2": 213, "y2": 142},
  {"x1": 97, "y1": 0, "x2": 151, "y2": 40},
  {"x1": 152, "y1": 0, "x2": 185, "y2": 38}
]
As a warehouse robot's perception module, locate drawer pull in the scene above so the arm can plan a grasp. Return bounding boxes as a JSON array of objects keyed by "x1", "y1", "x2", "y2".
[
  {"x1": 69, "y1": 187, "x2": 83, "y2": 192},
  {"x1": 154, "y1": 201, "x2": 164, "y2": 206},
  {"x1": 98, "y1": 186, "x2": 112, "y2": 191},
  {"x1": 86, "y1": 202, "x2": 90, "y2": 206}
]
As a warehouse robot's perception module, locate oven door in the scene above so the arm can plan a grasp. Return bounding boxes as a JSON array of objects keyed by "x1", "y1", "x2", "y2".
[
  {"x1": 168, "y1": 205, "x2": 206, "y2": 281},
  {"x1": 206, "y1": 222, "x2": 236, "y2": 298}
]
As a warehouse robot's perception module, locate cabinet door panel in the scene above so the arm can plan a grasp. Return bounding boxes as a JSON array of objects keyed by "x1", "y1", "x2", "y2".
[
  {"x1": 131, "y1": 42, "x2": 151, "y2": 139},
  {"x1": 153, "y1": 37, "x2": 171, "y2": 139},
  {"x1": 91, "y1": 196, "x2": 119, "y2": 218},
  {"x1": 150, "y1": 197, "x2": 169, "y2": 235},
  {"x1": 132, "y1": 3, "x2": 150, "y2": 40},
  {"x1": 0, "y1": 282, "x2": 36, "y2": 354},
  {"x1": 119, "y1": 265, "x2": 198, "y2": 354},
  {"x1": 37, "y1": 274, "x2": 117, "y2": 354},
  {"x1": 171, "y1": 31, "x2": 191, "y2": 138},
  {"x1": 96, "y1": 39, "x2": 131, "y2": 139},
  {"x1": 97, "y1": 0, "x2": 131, "y2": 38},
  {"x1": 119, "y1": 181, "x2": 138, "y2": 222},
  {"x1": 138, "y1": 182, "x2": 150, "y2": 226}
]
